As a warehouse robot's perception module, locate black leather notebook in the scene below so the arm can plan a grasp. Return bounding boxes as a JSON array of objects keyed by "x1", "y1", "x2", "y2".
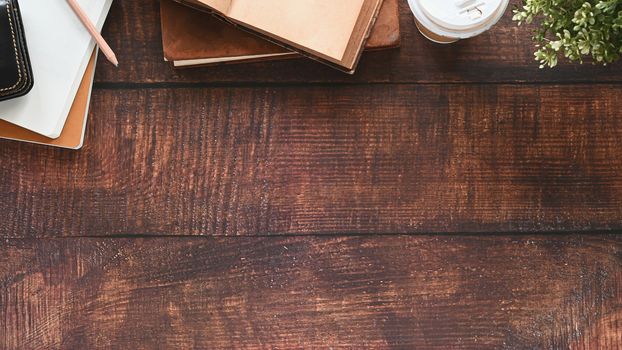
[{"x1": 0, "y1": 0, "x2": 33, "y2": 102}]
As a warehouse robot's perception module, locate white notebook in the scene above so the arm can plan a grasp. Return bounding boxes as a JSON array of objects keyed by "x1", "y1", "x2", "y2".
[{"x1": 0, "y1": 0, "x2": 113, "y2": 138}]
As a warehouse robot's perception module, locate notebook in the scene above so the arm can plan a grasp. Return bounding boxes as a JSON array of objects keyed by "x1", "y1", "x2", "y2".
[
  {"x1": 0, "y1": 50, "x2": 97, "y2": 150},
  {"x1": 175, "y1": 0, "x2": 385, "y2": 73},
  {"x1": 162, "y1": 0, "x2": 400, "y2": 68},
  {"x1": 0, "y1": 0, "x2": 113, "y2": 138}
]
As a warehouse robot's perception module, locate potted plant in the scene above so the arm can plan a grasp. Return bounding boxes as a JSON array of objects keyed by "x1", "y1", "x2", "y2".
[{"x1": 513, "y1": 0, "x2": 622, "y2": 67}]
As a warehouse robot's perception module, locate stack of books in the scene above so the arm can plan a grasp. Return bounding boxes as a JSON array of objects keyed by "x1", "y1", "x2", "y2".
[
  {"x1": 161, "y1": 0, "x2": 400, "y2": 72},
  {"x1": 0, "y1": 0, "x2": 113, "y2": 149},
  {"x1": 1, "y1": 0, "x2": 399, "y2": 149}
]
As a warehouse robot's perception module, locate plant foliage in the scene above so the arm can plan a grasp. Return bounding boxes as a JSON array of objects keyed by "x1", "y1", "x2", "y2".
[{"x1": 513, "y1": 0, "x2": 622, "y2": 67}]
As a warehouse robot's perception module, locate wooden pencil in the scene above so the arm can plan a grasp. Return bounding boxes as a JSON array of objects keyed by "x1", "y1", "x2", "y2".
[{"x1": 66, "y1": 0, "x2": 118, "y2": 67}]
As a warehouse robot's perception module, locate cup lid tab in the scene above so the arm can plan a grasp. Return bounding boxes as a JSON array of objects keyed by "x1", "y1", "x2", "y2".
[{"x1": 418, "y1": 0, "x2": 505, "y2": 31}]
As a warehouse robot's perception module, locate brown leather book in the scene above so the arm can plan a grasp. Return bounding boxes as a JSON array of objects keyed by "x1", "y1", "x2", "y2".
[
  {"x1": 174, "y1": 0, "x2": 385, "y2": 73},
  {"x1": 0, "y1": 50, "x2": 97, "y2": 149},
  {"x1": 163, "y1": 0, "x2": 398, "y2": 71}
]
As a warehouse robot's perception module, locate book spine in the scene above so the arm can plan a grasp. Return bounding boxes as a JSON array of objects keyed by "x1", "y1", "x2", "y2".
[{"x1": 347, "y1": 0, "x2": 386, "y2": 74}]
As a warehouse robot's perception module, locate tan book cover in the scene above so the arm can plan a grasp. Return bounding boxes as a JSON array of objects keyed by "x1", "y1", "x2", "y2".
[
  {"x1": 162, "y1": 0, "x2": 400, "y2": 68},
  {"x1": 0, "y1": 50, "x2": 97, "y2": 150},
  {"x1": 175, "y1": 0, "x2": 385, "y2": 73}
]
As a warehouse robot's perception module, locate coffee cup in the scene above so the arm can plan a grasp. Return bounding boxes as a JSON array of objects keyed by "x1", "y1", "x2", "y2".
[{"x1": 407, "y1": 0, "x2": 509, "y2": 44}]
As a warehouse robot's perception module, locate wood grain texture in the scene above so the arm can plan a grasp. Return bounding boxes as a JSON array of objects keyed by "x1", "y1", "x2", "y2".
[
  {"x1": 1, "y1": 235, "x2": 621, "y2": 349},
  {"x1": 2, "y1": 85, "x2": 622, "y2": 237},
  {"x1": 2, "y1": 1, "x2": 622, "y2": 347},
  {"x1": 94, "y1": 0, "x2": 622, "y2": 84}
]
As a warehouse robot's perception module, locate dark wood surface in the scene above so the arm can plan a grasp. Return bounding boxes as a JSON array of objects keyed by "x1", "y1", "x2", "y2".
[
  {"x1": 3, "y1": 85, "x2": 622, "y2": 237},
  {"x1": 95, "y1": 0, "x2": 622, "y2": 84},
  {"x1": 2, "y1": 235, "x2": 622, "y2": 349},
  {"x1": 1, "y1": 0, "x2": 622, "y2": 348}
]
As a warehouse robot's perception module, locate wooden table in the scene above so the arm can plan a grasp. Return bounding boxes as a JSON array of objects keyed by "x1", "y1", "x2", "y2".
[{"x1": 2, "y1": 1, "x2": 622, "y2": 348}]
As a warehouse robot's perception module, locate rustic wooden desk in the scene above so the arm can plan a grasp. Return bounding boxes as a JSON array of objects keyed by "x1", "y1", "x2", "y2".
[{"x1": 1, "y1": 1, "x2": 621, "y2": 348}]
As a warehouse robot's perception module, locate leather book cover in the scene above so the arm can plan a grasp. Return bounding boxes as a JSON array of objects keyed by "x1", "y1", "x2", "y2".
[
  {"x1": 0, "y1": 50, "x2": 97, "y2": 149},
  {"x1": 162, "y1": 0, "x2": 399, "y2": 68},
  {"x1": 171, "y1": 0, "x2": 385, "y2": 73},
  {"x1": 0, "y1": 0, "x2": 34, "y2": 102}
]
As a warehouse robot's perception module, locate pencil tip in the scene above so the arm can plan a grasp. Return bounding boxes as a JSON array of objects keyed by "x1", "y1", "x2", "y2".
[{"x1": 107, "y1": 53, "x2": 119, "y2": 67}]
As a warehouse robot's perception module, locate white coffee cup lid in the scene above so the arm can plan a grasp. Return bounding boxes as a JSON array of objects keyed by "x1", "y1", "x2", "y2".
[{"x1": 410, "y1": 0, "x2": 509, "y2": 38}]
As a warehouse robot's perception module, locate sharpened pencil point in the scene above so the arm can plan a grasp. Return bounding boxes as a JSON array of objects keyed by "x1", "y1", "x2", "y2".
[{"x1": 108, "y1": 54, "x2": 119, "y2": 67}]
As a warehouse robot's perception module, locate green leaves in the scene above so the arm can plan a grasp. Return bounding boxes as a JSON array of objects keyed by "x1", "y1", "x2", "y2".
[{"x1": 514, "y1": 0, "x2": 622, "y2": 68}]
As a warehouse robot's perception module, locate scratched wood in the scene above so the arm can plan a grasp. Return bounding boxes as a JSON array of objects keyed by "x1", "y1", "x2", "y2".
[
  {"x1": 2, "y1": 1, "x2": 622, "y2": 347},
  {"x1": 1, "y1": 235, "x2": 621, "y2": 349},
  {"x1": 2, "y1": 85, "x2": 622, "y2": 237},
  {"x1": 94, "y1": 0, "x2": 622, "y2": 84}
]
